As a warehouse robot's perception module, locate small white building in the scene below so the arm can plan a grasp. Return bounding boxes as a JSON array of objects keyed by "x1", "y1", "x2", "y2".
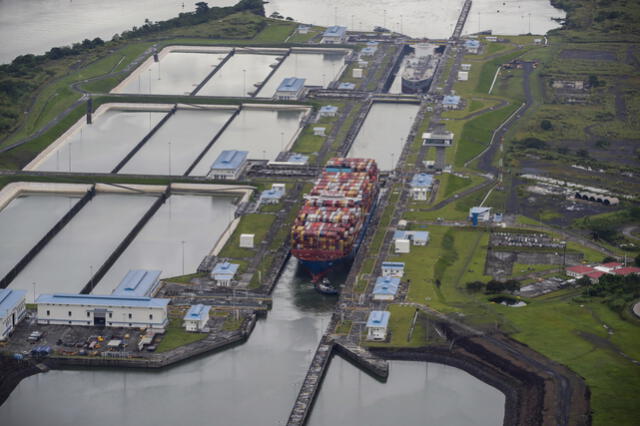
[
  {"x1": 410, "y1": 173, "x2": 434, "y2": 201},
  {"x1": 259, "y1": 184, "x2": 285, "y2": 205},
  {"x1": 395, "y1": 230, "x2": 429, "y2": 247},
  {"x1": 0, "y1": 289, "x2": 27, "y2": 340},
  {"x1": 321, "y1": 26, "x2": 347, "y2": 44},
  {"x1": 397, "y1": 219, "x2": 408, "y2": 230},
  {"x1": 338, "y1": 82, "x2": 356, "y2": 90},
  {"x1": 485, "y1": 36, "x2": 498, "y2": 42},
  {"x1": 381, "y1": 262, "x2": 405, "y2": 278},
  {"x1": 36, "y1": 294, "x2": 169, "y2": 331},
  {"x1": 457, "y1": 71, "x2": 469, "y2": 81},
  {"x1": 319, "y1": 105, "x2": 338, "y2": 118},
  {"x1": 297, "y1": 25, "x2": 310, "y2": 35},
  {"x1": 372, "y1": 277, "x2": 400, "y2": 301},
  {"x1": 313, "y1": 127, "x2": 326, "y2": 136},
  {"x1": 352, "y1": 68, "x2": 363, "y2": 79},
  {"x1": 464, "y1": 39, "x2": 481, "y2": 54},
  {"x1": 469, "y1": 206, "x2": 492, "y2": 223},
  {"x1": 460, "y1": 63, "x2": 472, "y2": 71},
  {"x1": 395, "y1": 238, "x2": 411, "y2": 254},
  {"x1": 422, "y1": 131, "x2": 454, "y2": 147},
  {"x1": 211, "y1": 261, "x2": 239, "y2": 287},
  {"x1": 366, "y1": 311, "x2": 390, "y2": 341},
  {"x1": 209, "y1": 150, "x2": 248, "y2": 180},
  {"x1": 274, "y1": 77, "x2": 306, "y2": 101},
  {"x1": 183, "y1": 304, "x2": 211, "y2": 332},
  {"x1": 240, "y1": 234, "x2": 254, "y2": 248},
  {"x1": 442, "y1": 95, "x2": 461, "y2": 110}
]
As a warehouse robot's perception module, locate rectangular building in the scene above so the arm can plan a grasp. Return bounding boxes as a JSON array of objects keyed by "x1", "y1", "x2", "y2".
[
  {"x1": 112, "y1": 269, "x2": 162, "y2": 297},
  {"x1": 381, "y1": 261, "x2": 405, "y2": 278},
  {"x1": 209, "y1": 150, "x2": 248, "y2": 180},
  {"x1": 0, "y1": 289, "x2": 27, "y2": 339},
  {"x1": 211, "y1": 261, "x2": 239, "y2": 287},
  {"x1": 372, "y1": 276, "x2": 400, "y2": 301},
  {"x1": 274, "y1": 77, "x2": 306, "y2": 100},
  {"x1": 183, "y1": 304, "x2": 211, "y2": 332},
  {"x1": 394, "y1": 230, "x2": 429, "y2": 246},
  {"x1": 442, "y1": 95, "x2": 461, "y2": 110},
  {"x1": 422, "y1": 131, "x2": 454, "y2": 147},
  {"x1": 410, "y1": 173, "x2": 434, "y2": 200},
  {"x1": 366, "y1": 310, "x2": 390, "y2": 341},
  {"x1": 36, "y1": 294, "x2": 169, "y2": 331},
  {"x1": 469, "y1": 206, "x2": 492, "y2": 223},
  {"x1": 321, "y1": 26, "x2": 347, "y2": 44}
]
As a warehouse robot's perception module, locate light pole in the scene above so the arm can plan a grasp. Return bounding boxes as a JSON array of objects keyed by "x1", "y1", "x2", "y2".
[
  {"x1": 242, "y1": 69, "x2": 247, "y2": 96},
  {"x1": 32, "y1": 281, "x2": 36, "y2": 304},
  {"x1": 89, "y1": 265, "x2": 93, "y2": 292},
  {"x1": 528, "y1": 13, "x2": 532, "y2": 34},
  {"x1": 383, "y1": 9, "x2": 387, "y2": 29},
  {"x1": 168, "y1": 141, "x2": 172, "y2": 175},
  {"x1": 181, "y1": 240, "x2": 186, "y2": 275}
]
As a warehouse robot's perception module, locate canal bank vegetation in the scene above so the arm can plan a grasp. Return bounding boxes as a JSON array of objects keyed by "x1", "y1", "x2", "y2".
[{"x1": 0, "y1": 0, "x2": 298, "y2": 149}]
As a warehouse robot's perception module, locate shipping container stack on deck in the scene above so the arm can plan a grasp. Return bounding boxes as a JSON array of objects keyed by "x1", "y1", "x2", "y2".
[{"x1": 291, "y1": 158, "x2": 379, "y2": 280}]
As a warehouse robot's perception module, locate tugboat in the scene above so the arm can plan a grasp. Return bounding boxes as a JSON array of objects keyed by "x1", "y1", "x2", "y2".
[{"x1": 315, "y1": 277, "x2": 339, "y2": 295}]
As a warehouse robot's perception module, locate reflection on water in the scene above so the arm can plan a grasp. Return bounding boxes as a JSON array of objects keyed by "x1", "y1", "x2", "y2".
[
  {"x1": 190, "y1": 108, "x2": 305, "y2": 175},
  {"x1": 0, "y1": 257, "x2": 336, "y2": 426},
  {"x1": 308, "y1": 358, "x2": 505, "y2": 426},
  {"x1": 119, "y1": 109, "x2": 236, "y2": 175},
  {"x1": 92, "y1": 194, "x2": 237, "y2": 294},
  {"x1": 348, "y1": 103, "x2": 419, "y2": 171},
  {"x1": 0, "y1": 194, "x2": 80, "y2": 278},
  {"x1": 34, "y1": 110, "x2": 165, "y2": 173},
  {"x1": 198, "y1": 53, "x2": 281, "y2": 97},
  {"x1": 9, "y1": 194, "x2": 157, "y2": 301}
]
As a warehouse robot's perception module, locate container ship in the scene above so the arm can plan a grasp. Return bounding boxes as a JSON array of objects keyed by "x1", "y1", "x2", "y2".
[
  {"x1": 291, "y1": 158, "x2": 379, "y2": 284},
  {"x1": 401, "y1": 43, "x2": 441, "y2": 94}
]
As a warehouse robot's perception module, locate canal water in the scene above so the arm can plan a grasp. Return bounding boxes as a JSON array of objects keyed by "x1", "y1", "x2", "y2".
[
  {"x1": 0, "y1": 0, "x2": 564, "y2": 64},
  {"x1": 348, "y1": 102, "x2": 419, "y2": 171},
  {"x1": 91, "y1": 194, "x2": 237, "y2": 294},
  {"x1": 308, "y1": 357, "x2": 505, "y2": 426},
  {"x1": 0, "y1": 194, "x2": 80, "y2": 279},
  {"x1": 32, "y1": 110, "x2": 165, "y2": 173},
  {"x1": 116, "y1": 51, "x2": 230, "y2": 96},
  {"x1": 8, "y1": 194, "x2": 157, "y2": 301},
  {"x1": 197, "y1": 53, "x2": 282, "y2": 97},
  {"x1": 189, "y1": 107, "x2": 306, "y2": 175},
  {"x1": 256, "y1": 52, "x2": 346, "y2": 97},
  {"x1": 0, "y1": 258, "x2": 505, "y2": 424},
  {"x1": 119, "y1": 108, "x2": 236, "y2": 175}
]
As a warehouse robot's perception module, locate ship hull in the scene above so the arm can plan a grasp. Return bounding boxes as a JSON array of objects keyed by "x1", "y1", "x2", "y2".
[{"x1": 401, "y1": 76, "x2": 433, "y2": 94}]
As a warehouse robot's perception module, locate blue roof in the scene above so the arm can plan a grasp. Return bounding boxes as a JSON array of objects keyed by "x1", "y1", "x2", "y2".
[
  {"x1": 465, "y1": 40, "x2": 480, "y2": 48},
  {"x1": 361, "y1": 47, "x2": 376, "y2": 55},
  {"x1": 323, "y1": 26, "x2": 347, "y2": 37},
  {"x1": 373, "y1": 277, "x2": 400, "y2": 296},
  {"x1": 394, "y1": 230, "x2": 429, "y2": 242},
  {"x1": 112, "y1": 269, "x2": 161, "y2": 297},
  {"x1": 260, "y1": 188, "x2": 284, "y2": 200},
  {"x1": 36, "y1": 294, "x2": 169, "y2": 309},
  {"x1": 443, "y1": 95, "x2": 461, "y2": 105},
  {"x1": 338, "y1": 82, "x2": 355, "y2": 90},
  {"x1": 470, "y1": 206, "x2": 491, "y2": 214},
  {"x1": 366, "y1": 310, "x2": 390, "y2": 328},
  {"x1": 288, "y1": 153, "x2": 309, "y2": 164},
  {"x1": 277, "y1": 77, "x2": 306, "y2": 93},
  {"x1": 212, "y1": 262, "x2": 239, "y2": 279},
  {"x1": 184, "y1": 304, "x2": 211, "y2": 321},
  {"x1": 410, "y1": 173, "x2": 434, "y2": 188},
  {"x1": 366, "y1": 41, "x2": 379, "y2": 46},
  {"x1": 382, "y1": 261, "x2": 405, "y2": 269},
  {"x1": 319, "y1": 105, "x2": 338, "y2": 114},
  {"x1": 0, "y1": 289, "x2": 26, "y2": 316},
  {"x1": 211, "y1": 150, "x2": 248, "y2": 171}
]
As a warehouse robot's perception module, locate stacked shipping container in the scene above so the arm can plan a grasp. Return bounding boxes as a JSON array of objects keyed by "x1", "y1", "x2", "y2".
[{"x1": 291, "y1": 158, "x2": 379, "y2": 272}]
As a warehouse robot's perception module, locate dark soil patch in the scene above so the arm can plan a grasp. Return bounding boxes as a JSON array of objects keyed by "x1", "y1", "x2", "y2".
[
  {"x1": 553, "y1": 138, "x2": 640, "y2": 167},
  {"x1": 559, "y1": 49, "x2": 617, "y2": 61}
]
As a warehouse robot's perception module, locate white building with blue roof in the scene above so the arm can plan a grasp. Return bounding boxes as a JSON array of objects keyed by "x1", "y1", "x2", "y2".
[
  {"x1": 366, "y1": 310, "x2": 390, "y2": 341},
  {"x1": 319, "y1": 105, "x2": 338, "y2": 117},
  {"x1": 464, "y1": 39, "x2": 481, "y2": 54},
  {"x1": 321, "y1": 26, "x2": 347, "y2": 44},
  {"x1": 469, "y1": 206, "x2": 492, "y2": 224},
  {"x1": 209, "y1": 150, "x2": 248, "y2": 180},
  {"x1": 183, "y1": 304, "x2": 211, "y2": 332},
  {"x1": 112, "y1": 269, "x2": 162, "y2": 298},
  {"x1": 36, "y1": 293, "x2": 170, "y2": 331},
  {"x1": 0, "y1": 289, "x2": 27, "y2": 339},
  {"x1": 373, "y1": 276, "x2": 400, "y2": 301},
  {"x1": 338, "y1": 82, "x2": 356, "y2": 90},
  {"x1": 410, "y1": 173, "x2": 434, "y2": 200},
  {"x1": 381, "y1": 261, "x2": 405, "y2": 278},
  {"x1": 394, "y1": 230, "x2": 429, "y2": 251},
  {"x1": 274, "y1": 77, "x2": 306, "y2": 100},
  {"x1": 211, "y1": 261, "x2": 239, "y2": 287},
  {"x1": 442, "y1": 95, "x2": 461, "y2": 110}
]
